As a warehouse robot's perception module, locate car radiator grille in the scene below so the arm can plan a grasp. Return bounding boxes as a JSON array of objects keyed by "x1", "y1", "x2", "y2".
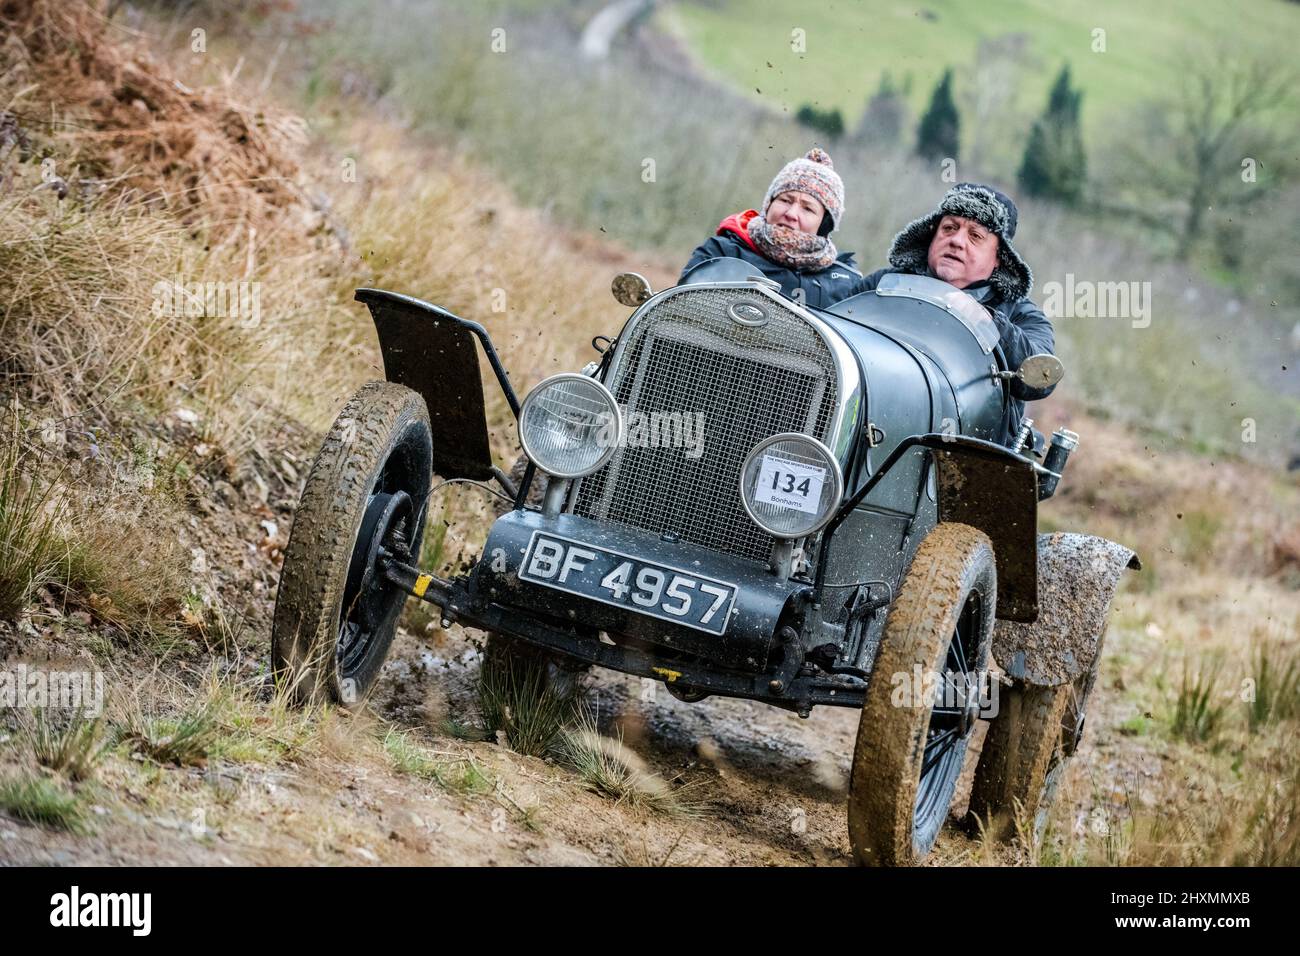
[{"x1": 572, "y1": 287, "x2": 839, "y2": 564}]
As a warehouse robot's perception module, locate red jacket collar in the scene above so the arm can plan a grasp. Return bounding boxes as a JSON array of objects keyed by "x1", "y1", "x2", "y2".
[{"x1": 717, "y1": 209, "x2": 760, "y2": 253}]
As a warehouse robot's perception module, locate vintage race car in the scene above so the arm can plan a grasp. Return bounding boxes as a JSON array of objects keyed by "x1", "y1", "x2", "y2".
[{"x1": 270, "y1": 260, "x2": 1138, "y2": 865}]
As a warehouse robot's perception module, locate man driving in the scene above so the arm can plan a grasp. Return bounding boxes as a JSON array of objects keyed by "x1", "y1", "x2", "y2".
[{"x1": 838, "y1": 182, "x2": 1056, "y2": 448}]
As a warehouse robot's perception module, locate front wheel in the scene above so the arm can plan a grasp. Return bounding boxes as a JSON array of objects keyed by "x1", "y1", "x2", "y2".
[
  {"x1": 271, "y1": 382, "x2": 433, "y2": 707},
  {"x1": 848, "y1": 522, "x2": 997, "y2": 866}
]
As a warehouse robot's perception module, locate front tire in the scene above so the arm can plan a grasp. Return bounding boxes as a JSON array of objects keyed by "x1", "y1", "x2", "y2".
[
  {"x1": 848, "y1": 522, "x2": 997, "y2": 866},
  {"x1": 271, "y1": 382, "x2": 433, "y2": 707}
]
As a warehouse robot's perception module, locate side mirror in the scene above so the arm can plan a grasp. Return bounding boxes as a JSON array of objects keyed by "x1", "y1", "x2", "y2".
[
  {"x1": 611, "y1": 272, "x2": 652, "y2": 308},
  {"x1": 1015, "y1": 353, "x2": 1064, "y2": 389}
]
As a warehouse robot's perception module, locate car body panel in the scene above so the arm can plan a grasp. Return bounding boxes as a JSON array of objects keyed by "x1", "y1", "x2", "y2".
[{"x1": 356, "y1": 288, "x2": 516, "y2": 481}]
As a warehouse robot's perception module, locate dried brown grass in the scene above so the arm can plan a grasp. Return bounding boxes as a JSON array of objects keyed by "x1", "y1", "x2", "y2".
[{"x1": 1, "y1": 0, "x2": 316, "y2": 241}]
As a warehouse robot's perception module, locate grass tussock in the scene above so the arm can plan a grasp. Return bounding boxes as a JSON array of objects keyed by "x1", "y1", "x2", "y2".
[
  {"x1": 27, "y1": 710, "x2": 110, "y2": 782},
  {"x1": 0, "y1": 414, "x2": 65, "y2": 620},
  {"x1": 1170, "y1": 656, "x2": 1229, "y2": 746},
  {"x1": 0, "y1": 772, "x2": 91, "y2": 833},
  {"x1": 1248, "y1": 642, "x2": 1300, "y2": 731},
  {"x1": 381, "y1": 727, "x2": 543, "y2": 832},
  {"x1": 476, "y1": 646, "x2": 581, "y2": 758},
  {"x1": 112, "y1": 666, "x2": 348, "y2": 770},
  {"x1": 473, "y1": 650, "x2": 706, "y2": 816},
  {"x1": 381, "y1": 728, "x2": 494, "y2": 795},
  {"x1": 558, "y1": 708, "x2": 708, "y2": 819},
  {"x1": 122, "y1": 701, "x2": 220, "y2": 768}
]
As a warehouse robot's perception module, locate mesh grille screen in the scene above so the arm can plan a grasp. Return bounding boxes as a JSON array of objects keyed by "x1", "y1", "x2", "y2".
[{"x1": 573, "y1": 288, "x2": 838, "y2": 563}]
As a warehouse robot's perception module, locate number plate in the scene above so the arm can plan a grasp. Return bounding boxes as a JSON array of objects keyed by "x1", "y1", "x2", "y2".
[{"x1": 517, "y1": 532, "x2": 738, "y2": 635}]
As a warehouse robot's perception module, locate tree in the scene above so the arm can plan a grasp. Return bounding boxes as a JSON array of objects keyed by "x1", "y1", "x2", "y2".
[
  {"x1": 795, "y1": 104, "x2": 844, "y2": 140},
  {"x1": 916, "y1": 69, "x2": 959, "y2": 161},
  {"x1": 856, "y1": 71, "x2": 908, "y2": 144},
  {"x1": 958, "y1": 33, "x2": 1039, "y2": 173},
  {"x1": 1112, "y1": 46, "x2": 1294, "y2": 260},
  {"x1": 1018, "y1": 64, "x2": 1086, "y2": 204}
]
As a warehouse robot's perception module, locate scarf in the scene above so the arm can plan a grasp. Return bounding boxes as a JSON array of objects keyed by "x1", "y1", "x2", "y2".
[{"x1": 747, "y1": 213, "x2": 839, "y2": 273}]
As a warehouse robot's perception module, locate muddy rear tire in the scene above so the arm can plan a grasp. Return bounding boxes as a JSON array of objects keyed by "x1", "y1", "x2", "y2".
[
  {"x1": 848, "y1": 522, "x2": 996, "y2": 866},
  {"x1": 271, "y1": 382, "x2": 433, "y2": 707},
  {"x1": 967, "y1": 668, "x2": 1092, "y2": 844}
]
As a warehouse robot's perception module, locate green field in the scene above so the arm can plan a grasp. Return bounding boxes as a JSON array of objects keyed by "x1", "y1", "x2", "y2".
[{"x1": 657, "y1": 0, "x2": 1300, "y2": 136}]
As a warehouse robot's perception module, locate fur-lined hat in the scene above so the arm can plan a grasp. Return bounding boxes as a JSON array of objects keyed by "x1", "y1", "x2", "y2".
[{"x1": 888, "y1": 182, "x2": 1032, "y2": 302}]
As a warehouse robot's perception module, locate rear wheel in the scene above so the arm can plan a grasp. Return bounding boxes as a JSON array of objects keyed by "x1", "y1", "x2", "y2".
[
  {"x1": 848, "y1": 522, "x2": 996, "y2": 866},
  {"x1": 968, "y1": 666, "x2": 1094, "y2": 845},
  {"x1": 271, "y1": 382, "x2": 433, "y2": 707}
]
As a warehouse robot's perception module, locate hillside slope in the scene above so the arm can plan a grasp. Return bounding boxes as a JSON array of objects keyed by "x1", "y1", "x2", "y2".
[{"x1": 658, "y1": 0, "x2": 1300, "y2": 136}]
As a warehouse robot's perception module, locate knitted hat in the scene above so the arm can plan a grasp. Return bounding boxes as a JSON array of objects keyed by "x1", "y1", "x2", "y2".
[
  {"x1": 887, "y1": 182, "x2": 1033, "y2": 302},
  {"x1": 761, "y1": 147, "x2": 845, "y2": 235}
]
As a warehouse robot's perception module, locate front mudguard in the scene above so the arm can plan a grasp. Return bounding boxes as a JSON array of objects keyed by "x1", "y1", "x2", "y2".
[
  {"x1": 355, "y1": 288, "x2": 519, "y2": 481},
  {"x1": 991, "y1": 532, "x2": 1140, "y2": 687}
]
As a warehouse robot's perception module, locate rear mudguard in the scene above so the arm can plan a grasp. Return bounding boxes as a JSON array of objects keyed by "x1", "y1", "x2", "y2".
[
  {"x1": 991, "y1": 532, "x2": 1140, "y2": 686},
  {"x1": 355, "y1": 288, "x2": 518, "y2": 481}
]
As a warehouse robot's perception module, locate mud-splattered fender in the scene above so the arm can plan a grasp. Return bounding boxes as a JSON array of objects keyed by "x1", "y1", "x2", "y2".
[
  {"x1": 355, "y1": 288, "x2": 519, "y2": 481},
  {"x1": 991, "y1": 532, "x2": 1140, "y2": 687}
]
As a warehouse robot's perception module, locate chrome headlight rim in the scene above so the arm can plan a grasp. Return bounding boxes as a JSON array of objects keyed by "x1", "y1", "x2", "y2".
[
  {"x1": 517, "y1": 372, "x2": 623, "y2": 480},
  {"x1": 739, "y1": 431, "x2": 844, "y2": 539}
]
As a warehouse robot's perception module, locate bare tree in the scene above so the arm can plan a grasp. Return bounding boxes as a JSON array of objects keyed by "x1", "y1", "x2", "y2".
[
  {"x1": 1114, "y1": 46, "x2": 1294, "y2": 260},
  {"x1": 957, "y1": 33, "x2": 1039, "y2": 174}
]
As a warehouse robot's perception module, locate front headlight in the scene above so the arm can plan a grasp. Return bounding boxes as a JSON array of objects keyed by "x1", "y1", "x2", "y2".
[
  {"x1": 518, "y1": 373, "x2": 622, "y2": 479},
  {"x1": 740, "y1": 432, "x2": 843, "y2": 539}
]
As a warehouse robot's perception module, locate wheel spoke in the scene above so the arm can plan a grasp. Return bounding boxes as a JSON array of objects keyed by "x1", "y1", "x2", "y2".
[
  {"x1": 940, "y1": 668, "x2": 970, "y2": 711},
  {"x1": 922, "y1": 729, "x2": 959, "y2": 777},
  {"x1": 950, "y1": 623, "x2": 968, "y2": 675},
  {"x1": 925, "y1": 727, "x2": 959, "y2": 750}
]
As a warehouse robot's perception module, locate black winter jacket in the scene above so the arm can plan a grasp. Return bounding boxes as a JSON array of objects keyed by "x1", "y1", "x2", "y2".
[
  {"x1": 843, "y1": 268, "x2": 1057, "y2": 447},
  {"x1": 680, "y1": 234, "x2": 863, "y2": 311}
]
